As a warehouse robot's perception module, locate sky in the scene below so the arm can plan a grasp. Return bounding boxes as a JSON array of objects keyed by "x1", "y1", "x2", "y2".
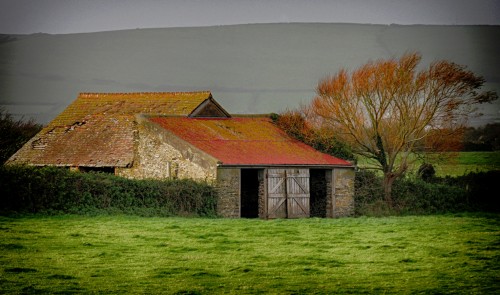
[
  {"x1": 0, "y1": 0, "x2": 498, "y2": 126},
  {"x1": 1, "y1": 0, "x2": 500, "y2": 34}
]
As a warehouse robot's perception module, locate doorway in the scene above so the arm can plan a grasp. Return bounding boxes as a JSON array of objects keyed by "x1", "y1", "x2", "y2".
[
  {"x1": 310, "y1": 169, "x2": 328, "y2": 217},
  {"x1": 240, "y1": 169, "x2": 260, "y2": 218}
]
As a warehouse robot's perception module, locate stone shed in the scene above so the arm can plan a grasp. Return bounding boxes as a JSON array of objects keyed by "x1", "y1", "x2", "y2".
[{"x1": 8, "y1": 91, "x2": 355, "y2": 218}]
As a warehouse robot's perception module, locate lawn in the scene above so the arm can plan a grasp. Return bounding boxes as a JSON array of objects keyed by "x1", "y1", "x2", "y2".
[
  {"x1": 0, "y1": 215, "x2": 499, "y2": 294},
  {"x1": 357, "y1": 151, "x2": 500, "y2": 177}
]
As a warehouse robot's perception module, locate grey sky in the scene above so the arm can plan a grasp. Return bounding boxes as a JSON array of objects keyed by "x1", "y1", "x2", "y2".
[{"x1": 1, "y1": 0, "x2": 499, "y2": 34}]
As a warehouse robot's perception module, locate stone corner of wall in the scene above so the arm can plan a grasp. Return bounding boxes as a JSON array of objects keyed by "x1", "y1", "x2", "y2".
[
  {"x1": 214, "y1": 168, "x2": 240, "y2": 218},
  {"x1": 333, "y1": 167, "x2": 355, "y2": 218}
]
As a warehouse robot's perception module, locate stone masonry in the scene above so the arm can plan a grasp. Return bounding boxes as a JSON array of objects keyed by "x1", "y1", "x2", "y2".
[
  {"x1": 116, "y1": 116, "x2": 219, "y2": 181},
  {"x1": 215, "y1": 168, "x2": 240, "y2": 218},
  {"x1": 331, "y1": 168, "x2": 355, "y2": 217}
]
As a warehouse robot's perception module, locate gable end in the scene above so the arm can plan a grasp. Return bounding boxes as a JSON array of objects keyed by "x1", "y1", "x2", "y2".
[{"x1": 189, "y1": 96, "x2": 231, "y2": 118}]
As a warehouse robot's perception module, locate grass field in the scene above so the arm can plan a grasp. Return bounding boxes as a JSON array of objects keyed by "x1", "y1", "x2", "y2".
[
  {"x1": 1, "y1": 215, "x2": 498, "y2": 294},
  {"x1": 357, "y1": 151, "x2": 500, "y2": 177},
  {"x1": 434, "y1": 151, "x2": 500, "y2": 176}
]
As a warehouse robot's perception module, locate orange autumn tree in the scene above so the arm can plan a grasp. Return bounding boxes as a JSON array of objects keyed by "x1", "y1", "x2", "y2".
[
  {"x1": 275, "y1": 108, "x2": 355, "y2": 162},
  {"x1": 309, "y1": 52, "x2": 497, "y2": 204}
]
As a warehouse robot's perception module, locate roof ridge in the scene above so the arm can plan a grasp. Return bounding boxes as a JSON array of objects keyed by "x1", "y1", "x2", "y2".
[
  {"x1": 78, "y1": 91, "x2": 211, "y2": 97},
  {"x1": 186, "y1": 139, "x2": 293, "y2": 141},
  {"x1": 230, "y1": 114, "x2": 272, "y2": 118}
]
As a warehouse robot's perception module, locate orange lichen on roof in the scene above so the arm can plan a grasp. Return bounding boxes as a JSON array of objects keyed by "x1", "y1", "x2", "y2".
[
  {"x1": 150, "y1": 117, "x2": 352, "y2": 166},
  {"x1": 8, "y1": 91, "x2": 212, "y2": 167},
  {"x1": 52, "y1": 92, "x2": 212, "y2": 126}
]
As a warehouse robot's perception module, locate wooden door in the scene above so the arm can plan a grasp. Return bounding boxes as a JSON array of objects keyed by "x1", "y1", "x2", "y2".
[
  {"x1": 267, "y1": 169, "x2": 287, "y2": 218},
  {"x1": 286, "y1": 169, "x2": 310, "y2": 218},
  {"x1": 266, "y1": 169, "x2": 310, "y2": 218}
]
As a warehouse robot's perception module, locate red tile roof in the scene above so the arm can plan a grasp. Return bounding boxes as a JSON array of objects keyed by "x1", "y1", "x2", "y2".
[
  {"x1": 149, "y1": 116, "x2": 352, "y2": 166},
  {"x1": 9, "y1": 92, "x2": 212, "y2": 167}
]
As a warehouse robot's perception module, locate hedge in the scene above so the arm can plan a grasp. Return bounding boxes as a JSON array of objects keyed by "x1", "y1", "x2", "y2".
[
  {"x1": 355, "y1": 170, "x2": 499, "y2": 216},
  {"x1": 0, "y1": 165, "x2": 218, "y2": 217},
  {"x1": 2, "y1": 165, "x2": 497, "y2": 218}
]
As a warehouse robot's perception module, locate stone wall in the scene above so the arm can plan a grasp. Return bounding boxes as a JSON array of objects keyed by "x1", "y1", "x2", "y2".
[
  {"x1": 215, "y1": 168, "x2": 240, "y2": 218},
  {"x1": 116, "y1": 116, "x2": 218, "y2": 181},
  {"x1": 332, "y1": 168, "x2": 355, "y2": 217}
]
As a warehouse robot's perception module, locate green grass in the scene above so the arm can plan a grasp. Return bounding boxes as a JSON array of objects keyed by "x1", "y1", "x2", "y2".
[
  {"x1": 435, "y1": 151, "x2": 500, "y2": 176},
  {"x1": 0, "y1": 215, "x2": 499, "y2": 294},
  {"x1": 357, "y1": 151, "x2": 500, "y2": 177}
]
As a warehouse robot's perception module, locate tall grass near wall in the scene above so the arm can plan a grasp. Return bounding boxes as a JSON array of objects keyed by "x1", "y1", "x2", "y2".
[{"x1": 0, "y1": 166, "x2": 218, "y2": 217}]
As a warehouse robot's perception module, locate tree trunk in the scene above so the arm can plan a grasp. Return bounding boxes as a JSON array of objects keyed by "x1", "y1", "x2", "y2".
[{"x1": 383, "y1": 173, "x2": 396, "y2": 207}]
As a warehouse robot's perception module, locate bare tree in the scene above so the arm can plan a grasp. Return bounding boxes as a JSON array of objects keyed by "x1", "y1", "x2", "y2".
[{"x1": 310, "y1": 52, "x2": 497, "y2": 204}]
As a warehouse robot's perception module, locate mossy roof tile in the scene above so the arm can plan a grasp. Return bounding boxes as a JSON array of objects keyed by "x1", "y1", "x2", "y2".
[{"x1": 9, "y1": 92, "x2": 211, "y2": 167}]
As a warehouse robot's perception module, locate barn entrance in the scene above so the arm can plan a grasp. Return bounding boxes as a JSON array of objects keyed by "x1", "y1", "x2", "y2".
[
  {"x1": 240, "y1": 169, "x2": 260, "y2": 218},
  {"x1": 310, "y1": 169, "x2": 328, "y2": 217},
  {"x1": 267, "y1": 168, "x2": 310, "y2": 218},
  {"x1": 241, "y1": 168, "x2": 331, "y2": 219}
]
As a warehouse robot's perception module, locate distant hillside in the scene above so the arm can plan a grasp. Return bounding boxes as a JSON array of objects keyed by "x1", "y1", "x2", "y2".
[{"x1": 0, "y1": 23, "x2": 498, "y2": 126}]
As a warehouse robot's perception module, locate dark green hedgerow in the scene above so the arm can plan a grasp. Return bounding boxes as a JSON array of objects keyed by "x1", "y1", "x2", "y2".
[
  {"x1": 0, "y1": 165, "x2": 218, "y2": 217},
  {"x1": 355, "y1": 170, "x2": 499, "y2": 216},
  {"x1": 2, "y1": 165, "x2": 497, "y2": 218}
]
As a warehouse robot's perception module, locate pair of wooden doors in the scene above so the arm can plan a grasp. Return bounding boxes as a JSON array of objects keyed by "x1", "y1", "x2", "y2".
[{"x1": 267, "y1": 169, "x2": 310, "y2": 218}]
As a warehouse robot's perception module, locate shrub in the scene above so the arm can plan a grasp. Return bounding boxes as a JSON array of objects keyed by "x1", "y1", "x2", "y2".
[
  {"x1": 0, "y1": 108, "x2": 42, "y2": 165},
  {"x1": 354, "y1": 169, "x2": 498, "y2": 216},
  {"x1": 0, "y1": 165, "x2": 218, "y2": 217},
  {"x1": 417, "y1": 163, "x2": 436, "y2": 181},
  {"x1": 438, "y1": 170, "x2": 499, "y2": 212},
  {"x1": 354, "y1": 170, "x2": 384, "y2": 215},
  {"x1": 391, "y1": 178, "x2": 468, "y2": 214}
]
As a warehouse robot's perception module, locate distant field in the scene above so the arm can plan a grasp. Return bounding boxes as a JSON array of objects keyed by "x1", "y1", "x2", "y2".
[
  {"x1": 357, "y1": 151, "x2": 500, "y2": 177},
  {"x1": 435, "y1": 151, "x2": 500, "y2": 176},
  {"x1": 0, "y1": 215, "x2": 498, "y2": 294}
]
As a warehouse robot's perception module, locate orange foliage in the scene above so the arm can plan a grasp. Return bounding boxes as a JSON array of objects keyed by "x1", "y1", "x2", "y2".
[
  {"x1": 423, "y1": 127, "x2": 466, "y2": 152},
  {"x1": 309, "y1": 52, "x2": 497, "y2": 202},
  {"x1": 275, "y1": 109, "x2": 314, "y2": 143}
]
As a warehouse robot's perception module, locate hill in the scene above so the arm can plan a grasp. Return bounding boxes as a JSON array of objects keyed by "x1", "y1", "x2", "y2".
[{"x1": 0, "y1": 23, "x2": 499, "y2": 125}]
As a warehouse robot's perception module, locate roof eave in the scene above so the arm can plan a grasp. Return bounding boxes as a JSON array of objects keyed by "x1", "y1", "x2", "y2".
[
  {"x1": 216, "y1": 163, "x2": 355, "y2": 169},
  {"x1": 25, "y1": 163, "x2": 131, "y2": 168}
]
